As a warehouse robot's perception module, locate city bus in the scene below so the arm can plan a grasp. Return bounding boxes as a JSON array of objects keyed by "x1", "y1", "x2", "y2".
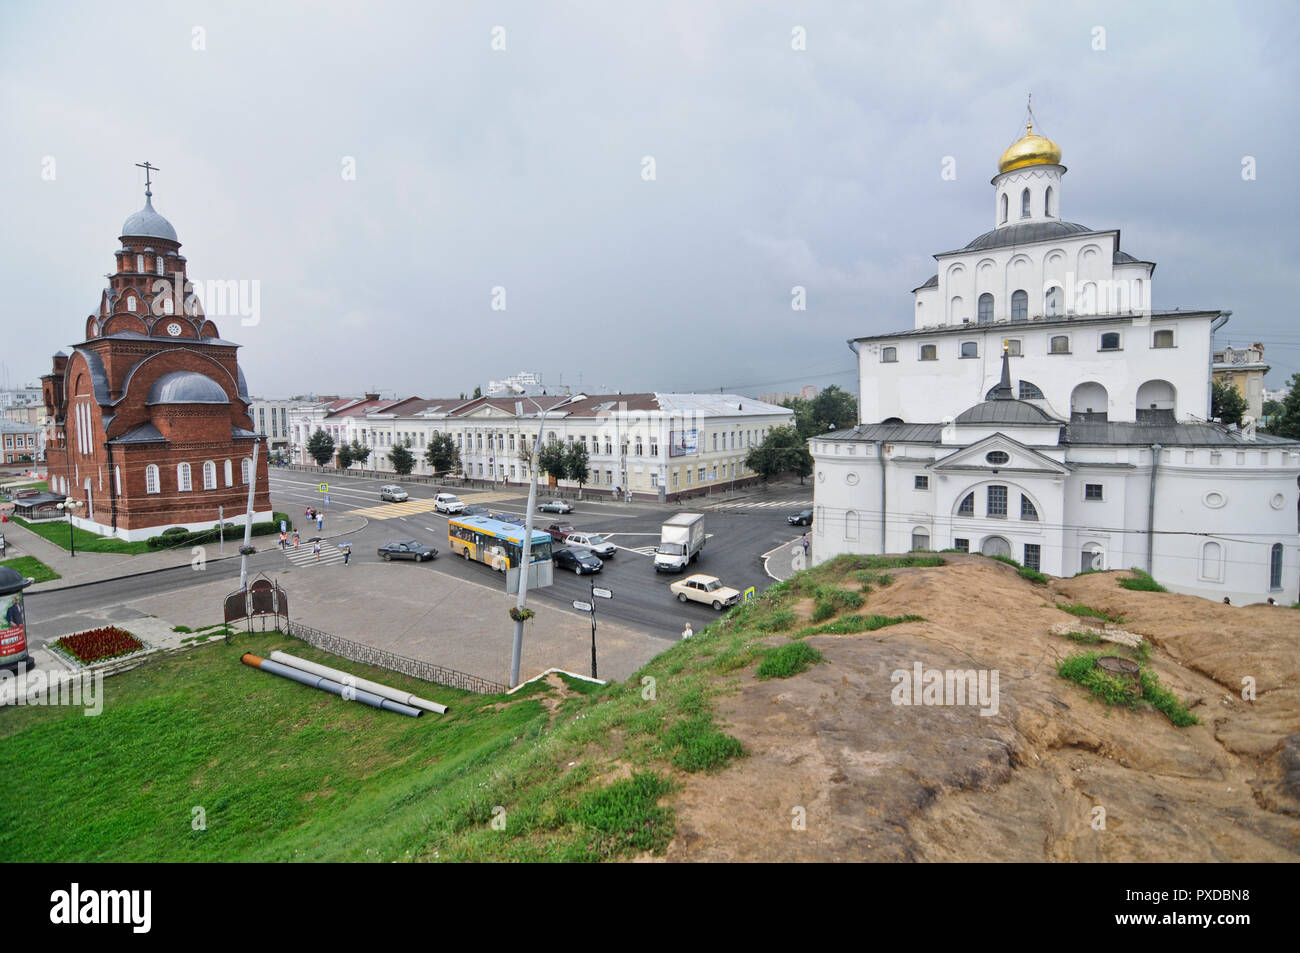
[{"x1": 447, "y1": 515, "x2": 553, "y2": 572}]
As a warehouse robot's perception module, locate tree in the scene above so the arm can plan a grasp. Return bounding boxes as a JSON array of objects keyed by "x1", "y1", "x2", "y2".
[
  {"x1": 335, "y1": 442, "x2": 355, "y2": 470},
  {"x1": 1271, "y1": 374, "x2": 1300, "y2": 440},
  {"x1": 564, "y1": 440, "x2": 590, "y2": 495},
  {"x1": 424, "y1": 433, "x2": 460, "y2": 477},
  {"x1": 538, "y1": 439, "x2": 568, "y2": 483},
  {"x1": 472, "y1": 385, "x2": 482, "y2": 399},
  {"x1": 389, "y1": 440, "x2": 415, "y2": 475},
  {"x1": 784, "y1": 386, "x2": 858, "y2": 439},
  {"x1": 745, "y1": 425, "x2": 813, "y2": 482},
  {"x1": 349, "y1": 440, "x2": 371, "y2": 470},
  {"x1": 1211, "y1": 380, "x2": 1247, "y2": 427},
  {"x1": 306, "y1": 429, "x2": 335, "y2": 467}
]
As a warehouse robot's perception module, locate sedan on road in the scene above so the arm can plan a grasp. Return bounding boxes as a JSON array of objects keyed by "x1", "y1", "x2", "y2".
[
  {"x1": 537, "y1": 499, "x2": 573, "y2": 514},
  {"x1": 491, "y1": 512, "x2": 525, "y2": 526},
  {"x1": 545, "y1": 522, "x2": 577, "y2": 542},
  {"x1": 787, "y1": 509, "x2": 813, "y2": 526},
  {"x1": 564, "y1": 532, "x2": 615, "y2": 557},
  {"x1": 552, "y1": 547, "x2": 603, "y2": 575},
  {"x1": 669, "y1": 574, "x2": 741, "y2": 610},
  {"x1": 461, "y1": 504, "x2": 490, "y2": 517},
  {"x1": 377, "y1": 540, "x2": 438, "y2": 562}
]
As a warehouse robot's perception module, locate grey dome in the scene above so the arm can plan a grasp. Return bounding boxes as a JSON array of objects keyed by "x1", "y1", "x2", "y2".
[
  {"x1": 148, "y1": 371, "x2": 228, "y2": 405},
  {"x1": 121, "y1": 196, "x2": 178, "y2": 242},
  {"x1": 962, "y1": 220, "x2": 1093, "y2": 252},
  {"x1": 236, "y1": 366, "x2": 249, "y2": 398},
  {"x1": 955, "y1": 399, "x2": 1060, "y2": 425}
]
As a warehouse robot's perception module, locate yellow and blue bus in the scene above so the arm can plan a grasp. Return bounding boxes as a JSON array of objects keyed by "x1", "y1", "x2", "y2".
[{"x1": 448, "y1": 516, "x2": 553, "y2": 572}]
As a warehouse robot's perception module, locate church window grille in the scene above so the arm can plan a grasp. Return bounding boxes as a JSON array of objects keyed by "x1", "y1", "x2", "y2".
[
  {"x1": 145, "y1": 465, "x2": 159, "y2": 494},
  {"x1": 177, "y1": 462, "x2": 192, "y2": 492},
  {"x1": 203, "y1": 461, "x2": 216, "y2": 490}
]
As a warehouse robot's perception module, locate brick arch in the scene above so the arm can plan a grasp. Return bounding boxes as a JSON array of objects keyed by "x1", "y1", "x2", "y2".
[
  {"x1": 118, "y1": 347, "x2": 241, "y2": 410},
  {"x1": 198, "y1": 319, "x2": 221, "y2": 338},
  {"x1": 148, "y1": 316, "x2": 197, "y2": 339},
  {"x1": 103, "y1": 313, "x2": 150, "y2": 336}
]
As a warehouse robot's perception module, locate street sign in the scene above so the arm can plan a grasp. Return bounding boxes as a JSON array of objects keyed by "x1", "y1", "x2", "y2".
[
  {"x1": 592, "y1": 587, "x2": 613, "y2": 600},
  {"x1": 743, "y1": 586, "x2": 756, "y2": 603},
  {"x1": 318, "y1": 483, "x2": 328, "y2": 493},
  {"x1": 324, "y1": 495, "x2": 330, "y2": 505},
  {"x1": 572, "y1": 600, "x2": 593, "y2": 612}
]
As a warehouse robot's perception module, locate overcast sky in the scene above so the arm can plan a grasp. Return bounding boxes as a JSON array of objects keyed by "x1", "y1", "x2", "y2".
[{"x1": 4, "y1": 1, "x2": 1298, "y2": 401}]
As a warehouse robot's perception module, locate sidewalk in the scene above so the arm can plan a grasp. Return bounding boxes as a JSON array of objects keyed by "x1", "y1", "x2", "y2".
[
  {"x1": 2, "y1": 511, "x2": 367, "y2": 593},
  {"x1": 763, "y1": 535, "x2": 813, "y2": 582}
]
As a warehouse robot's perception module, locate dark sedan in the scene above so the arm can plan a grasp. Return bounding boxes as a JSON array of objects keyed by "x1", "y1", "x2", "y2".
[
  {"x1": 490, "y1": 512, "x2": 525, "y2": 526},
  {"x1": 377, "y1": 540, "x2": 438, "y2": 562},
  {"x1": 546, "y1": 522, "x2": 577, "y2": 542},
  {"x1": 787, "y1": 509, "x2": 813, "y2": 526},
  {"x1": 537, "y1": 499, "x2": 573, "y2": 514},
  {"x1": 552, "y1": 547, "x2": 603, "y2": 575},
  {"x1": 461, "y1": 504, "x2": 490, "y2": 517}
]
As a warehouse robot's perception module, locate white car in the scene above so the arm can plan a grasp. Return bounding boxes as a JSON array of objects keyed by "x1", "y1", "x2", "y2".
[
  {"x1": 434, "y1": 493, "x2": 465, "y2": 514},
  {"x1": 564, "y1": 532, "x2": 616, "y2": 557},
  {"x1": 669, "y1": 574, "x2": 741, "y2": 611}
]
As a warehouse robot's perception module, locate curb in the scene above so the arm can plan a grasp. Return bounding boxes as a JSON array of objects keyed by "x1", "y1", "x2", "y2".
[{"x1": 761, "y1": 536, "x2": 807, "y2": 583}]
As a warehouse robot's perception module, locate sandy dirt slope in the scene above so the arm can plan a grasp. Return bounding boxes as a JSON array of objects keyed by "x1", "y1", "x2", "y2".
[{"x1": 665, "y1": 557, "x2": 1300, "y2": 862}]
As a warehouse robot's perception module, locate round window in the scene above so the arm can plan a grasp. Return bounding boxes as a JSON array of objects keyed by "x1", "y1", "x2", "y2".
[
  {"x1": 1270, "y1": 493, "x2": 1285, "y2": 510},
  {"x1": 985, "y1": 451, "x2": 1010, "y2": 465},
  {"x1": 1203, "y1": 491, "x2": 1226, "y2": 509},
  {"x1": 845, "y1": 472, "x2": 859, "y2": 486}
]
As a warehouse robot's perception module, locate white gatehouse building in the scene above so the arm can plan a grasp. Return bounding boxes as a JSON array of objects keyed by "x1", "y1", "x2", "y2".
[{"x1": 811, "y1": 119, "x2": 1299, "y2": 604}]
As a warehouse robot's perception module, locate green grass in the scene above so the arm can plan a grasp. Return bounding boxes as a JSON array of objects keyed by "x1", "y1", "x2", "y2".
[
  {"x1": 10, "y1": 516, "x2": 152, "y2": 554},
  {"x1": 172, "y1": 625, "x2": 194, "y2": 633},
  {"x1": 1056, "y1": 651, "x2": 1197, "y2": 726},
  {"x1": 1063, "y1": 630, "x2": 1103, "y2": 644},
  {"x1": 1057, "y1": 603, "x2": 1123, "y2": 624},
  {"x1": 794, "y1": 613, "x2": 924, "y2": 638},
  {"x1": 756, "y1": 642, "x2": 824, "y2": 680},
  {"x1": 1, "y1": 480, "x2": 48, "y2": 495},
  {"x1": 985, "y1": 553, "x2": 1049, "y2": 584},
  {"x1": 840, "y1": 554, "x2": 946, "y2": 570},
  {"x1": 1119, "y1": 568, "x2": 1168, "y2": 593},
  {"x1": 662, "y1": 716, "x2": 745, "y2": 773},
  {"x1": 810, "y1": 585, "x2": 864, "y2": 622},
  {"x1": 0, "y1": 555, "x2": 60, "y2": 583}
]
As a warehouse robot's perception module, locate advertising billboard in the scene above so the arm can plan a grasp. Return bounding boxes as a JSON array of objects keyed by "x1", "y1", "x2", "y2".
[
  {"x1": 668, "y1": 429, "x2": 699, "y2": 457},
  {"x1": 0, "y1": 593, "x2": 27, "y2": 661}
]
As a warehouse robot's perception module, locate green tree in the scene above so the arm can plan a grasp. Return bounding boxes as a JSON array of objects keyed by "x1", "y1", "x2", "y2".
[
  {"x1": 389, "y1": 440, "x2": 415, "y2": 475},
  {"x1": 564, "y1": 440, "x2": 590, "y2": 495},
  {"x1": 1271, "y1": 374, "x2": 1300, "y2": 440},
  {"x1": 349, "y1": 440, "x2": 372, "y2": 470},
  {"x1": 335, "y1": 442, "x2": 355, "y2": 470},
  {"x1": 1211, "y1": 380, "x2": 1247, "y2": 427},
  {"x1": 745, "y1": 425, "x2": 813, "y2": 483},
  {"x1": 306, "y1": 429, "x2": 335, "y2": 467},
  {"x1": 424, "y1": 433, "x2": 460, "y2": 476},
  {"x1": 538, "y1": 439, "x2": 568, "y2": 483},
  {"x1": 472, "y1": 385, "x2": 482, "y2": 399},
  {"x1": 784, "y1": 386, "x2": 858, "y2": 439}
]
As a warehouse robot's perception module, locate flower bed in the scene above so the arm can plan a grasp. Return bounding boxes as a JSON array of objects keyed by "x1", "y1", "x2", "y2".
[{"x1": 53, "y1": 626, "x2": 145, "y2": 665}]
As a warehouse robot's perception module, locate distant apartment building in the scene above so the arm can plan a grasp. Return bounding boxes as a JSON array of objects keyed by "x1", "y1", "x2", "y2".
[
  {"x1": 486, "y1": 371, "x2": 544, "y2": 396},
  {"x1": 0, "y1": 421, "x2": 41, "y2": 464},
  {"x1": 247, "y1": 398, "x2": 295, "y2": 457},
  {"x1": 1213, "y1": 343, "x2": 1270, "y2": 420}
]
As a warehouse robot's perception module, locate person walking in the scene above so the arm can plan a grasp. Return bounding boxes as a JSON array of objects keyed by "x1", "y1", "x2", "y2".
[
  {"x1": 681, "y1": 622, "x2": 693, "y2": 640},
  {"x1": 316, "y1": 513, "x2": 324, "y2": 532},
  {"x1": 312, "y1": 539, "x2": 322, "y2": 561},
  {"x1": 293, "y1": 531, "x2": 301, "y2": 549},
  {"x1": 279, "y1": 530, "x2": 287, "y2": 549},
  {"x1": 342, "y1": 544, "x2": 351, "y2": 566},
  {"x1": 801, "y1": 533, "x2": 810, "y2": 558}
]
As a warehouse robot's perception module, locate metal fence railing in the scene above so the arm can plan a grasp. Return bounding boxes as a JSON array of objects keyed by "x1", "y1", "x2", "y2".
[{"x1": 282, "y1": 619, "x2": 507, "y2": 695}]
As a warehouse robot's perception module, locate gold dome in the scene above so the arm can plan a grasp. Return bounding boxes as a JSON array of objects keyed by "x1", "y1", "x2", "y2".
[{"x1": 998, "y1": 123, "x2": 1062, "y2": 173}]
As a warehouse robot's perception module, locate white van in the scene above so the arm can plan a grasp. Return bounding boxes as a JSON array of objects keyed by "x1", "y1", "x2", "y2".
[
  {"x1": 379, "y1": 484, "x2": 408, "y2": 502},
  {"x1": 434, "y1": 493, "x2": 465, "y2": 514}
]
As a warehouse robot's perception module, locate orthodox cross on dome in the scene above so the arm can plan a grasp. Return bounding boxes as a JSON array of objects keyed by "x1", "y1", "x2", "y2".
[
  {"x1": 135, "y1": 161, "x2": 160, "y2": 198},
  {"x1": 1024, "y1": 92, "x2": 1036, "y2": 135}
]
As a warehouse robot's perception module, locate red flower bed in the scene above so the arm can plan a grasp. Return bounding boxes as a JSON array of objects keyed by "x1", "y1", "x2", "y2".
[{"x1": 54, "y1": 626, "x2": 144, "y2": 664}]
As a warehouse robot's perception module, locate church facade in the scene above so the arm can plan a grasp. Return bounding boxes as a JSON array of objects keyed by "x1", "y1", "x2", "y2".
[
  {"x1": 40, "y1": 175, "x2": 271, "y2": 541},
  {"x1": 812, "y1": 122, "x2": 1299, "y2": 604}
]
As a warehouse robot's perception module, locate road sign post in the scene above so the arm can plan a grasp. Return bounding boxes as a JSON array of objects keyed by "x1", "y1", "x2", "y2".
[{"x1": 587, "y1": 584, "x2": 613, "y2": 680}]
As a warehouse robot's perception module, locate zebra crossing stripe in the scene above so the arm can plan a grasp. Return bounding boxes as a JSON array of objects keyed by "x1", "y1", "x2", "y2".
[{"x1": 282, "y1": 546, "x2": 347, "y2": 566}]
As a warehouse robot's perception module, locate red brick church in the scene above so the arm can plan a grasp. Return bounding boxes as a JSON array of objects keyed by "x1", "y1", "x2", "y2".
[{"x1": 41, "y1": 167, "x2": 271, "y2": 541}]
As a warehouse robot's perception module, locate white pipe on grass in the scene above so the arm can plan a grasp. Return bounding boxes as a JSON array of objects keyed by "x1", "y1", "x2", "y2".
[{"x1": 269, "y1": 650, "x2": 448, "y2": 714}]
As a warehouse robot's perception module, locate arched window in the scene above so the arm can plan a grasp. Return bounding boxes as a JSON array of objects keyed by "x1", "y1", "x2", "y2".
[
  {"x1": 957, "y1": 492, "x2": 975, "y2": 517},
  {"x1": 844, "y1": 509, "x2": 859, "y2": 541},
  {"x1": 815, "y1": 505, "x2": 824, "y2": 534},
  {"x1": 911, "y1": 529, "x2": 930, "y2": 551},
  {"x1": 1152, "y1": 329, "x2": 1174, "y2": 348},
  {"x1": 1200, "y1": 541, "x2": 1224, "y2": 582},
  {"x1": 1050, "y1": 335, "x2": 1070, "y2": 354},
  {"x1": 1021, "y1": 188, "x2": 1031, "y2": 218},
  {"x1": 1000, "y1": 193, "x2": 1008, "y2": 223},
  {"x1": 155, "y1": 255, "x2": 164, "y2": 275},
  {"x1": 919, "y1": 344, "x2": 937, "y2": 361},
  {"x1": 1045, "y1": 286, "x2": 1063, "y2": 317},
  {"x1": 177, "y1": 462, "x2": 192, "y2": 492},
  {"x1": 224, "y1": 459, "x2": 233, "y2": 486},
  {"x1": 1100, "y1": 332, "x2": 1121, "y2": 351},
  {"x1": 1011, "y1": 290, "x2": 1028, "y2": 321},
  {"x1": 1018, "y1": 381, "x2": 1044, "y2": 400},
  {"x1": 202, "y1": 461, "x2": 216, "y2": 490},
  {"x1": 881, "y1": 346, "x2": 897, "y2": 363},
  {"x1": 977, "y1": 293, "x2": 994, "y2": 324},
  {"x1": 1270, "y1": 543, "x2": 1284, "y2": 590},
  {"x1": 145, "y1": 465, "x2": 159, "y2": 494},
  {"x1": 241, "y1": 458, "x2": 252, "y2": 484},
  {"x1": 127, "y1": 295, "x2": 136, "y2": 312},
  {"x1": 1020, "y1": 495, "x2": 1039, "y2": 521},
  {"x1": 960, "y1": 341, "x2": 978, "y2": 358},
  {"x1": 136, "y1": 254, "x2": 144, "y2": 272},
  {"x1": 1044, "y1": 186, "x2": 1054, "y2": 217}
]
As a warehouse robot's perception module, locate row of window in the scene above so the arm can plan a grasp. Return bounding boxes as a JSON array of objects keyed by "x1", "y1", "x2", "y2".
[
  {"x1": 1, "y1": 434, "x2": 36, "y2": 449},
  {"x1": 143, "y1": 459, "x2": 251, "y2": 494},
  {"x1": 1000, "y1": 186, "x2": 1053, "y2": 224},
  {"x1": 882, "y1": 329, "x2": 1174, "y2": 363}
]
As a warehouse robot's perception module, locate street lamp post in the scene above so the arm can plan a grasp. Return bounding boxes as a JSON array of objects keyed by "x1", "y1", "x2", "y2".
[
  {"x1": 510, "y1": 390, "x2": 550, "y2": 688},
  {"x1": 57, "y1": 499, "x2": 82, "y2": 556}
]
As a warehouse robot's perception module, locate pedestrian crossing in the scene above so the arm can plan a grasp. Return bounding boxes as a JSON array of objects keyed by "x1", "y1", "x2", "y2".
[
  {"x1": 280, "y1": 543, "x2": 348, "y2": 567},
  {"x1": 710, "y1": 498, "x2": 811, "y2": 511},
  {"x1": 345, "y1": 490, "x2": 523, "y2": 521}
]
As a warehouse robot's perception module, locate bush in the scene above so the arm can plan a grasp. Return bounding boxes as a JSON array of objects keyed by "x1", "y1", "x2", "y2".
[
  {"x1": 573, "y1": 772, "x2": 675, "y2": 858},
  {"x1": 161, "y1": 526, "x2": 188, "y2": 537},
  {"x1": 757, "y1": 642, "x2": 824, "y2": 680},
  {"x1": 1120, "y1": 568, "x2": 1168, "y2": 593},
  {"x1": 1056, "y1": 651, "x2": 1197, "y2": 726},
  {"x1": 811, "y1": 585, "x2": 864, "y2": 622},
  {"x1": 662, "y1": 716, "x2": 745, "y2": 773}
]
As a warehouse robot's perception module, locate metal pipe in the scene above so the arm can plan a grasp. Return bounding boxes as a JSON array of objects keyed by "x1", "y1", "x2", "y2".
[
  {"x1": 241, "y1": 653, "x2": 421, "y2": 717},
  {"x1": 269, "y1": 650, "x2": 446, "y2": 714},
  {"x1": 512, "y1": 397, "x2": 549, "y2": 688},
  {"x1": 848, "y1": 339, "x2": 862, "y2": 424},
  {"x1": 239, "y1": 439, "x2": 259, "y2": 591},
  {"x1": 877, "y1": 440, "x2": 887, "y2": 553},
  {"x1": 1146, "y1": 443, "x2": 1161, "y2": 574}
]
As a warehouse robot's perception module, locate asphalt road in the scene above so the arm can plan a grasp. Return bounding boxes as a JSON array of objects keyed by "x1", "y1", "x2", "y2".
[{"x1": 27, "y1": 470, "x2": 810, "y2": 646}]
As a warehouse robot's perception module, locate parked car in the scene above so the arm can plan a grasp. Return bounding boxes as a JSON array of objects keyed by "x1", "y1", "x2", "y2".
[
  {"x1": 787, "y1": 509, "x2": 813, "y2": 526},
  {"x1": 377, "y1": 540, "x2": 438, "y2": 562},
  {"x1": 461, "y1": 504, "x2": 490, "y2": 517},
  {"x1": 553, "y1": 547, "x2": 603, "y2": 575},
  {"x1": 669, "y1": 574, "x2": 741, "y2": 611},
  {"x1": 490, "y1": 511, "x2": 525, "y2": 526},
  {"x1": 545, "y1": 522, "x2": 577, "y2": 542},
  {"x1": 434, "y1": 493, "x2": 465, "y2": 514},
  {"x1": 564, "y1": 532, "x2": 615, "y2": 557},
  {"x1": 380, "y1": 484, "x2": 408, "y2": 502},
  {"x1": 537, "y1": 499, "x2": 573, "y2": 514}
]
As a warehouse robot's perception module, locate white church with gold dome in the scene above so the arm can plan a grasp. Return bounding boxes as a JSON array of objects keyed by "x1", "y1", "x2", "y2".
[{"x1": 810, "y1": 116, "x2": 1300, "y2": 604}]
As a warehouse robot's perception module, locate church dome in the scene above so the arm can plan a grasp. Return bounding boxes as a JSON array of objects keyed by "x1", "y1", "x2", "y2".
[
  {"x1": 121, "y1": 195, "x2": 178, "y2": 242},
  {"x1": 147, "y1": 371, "x2": 228, "y2": 405},
  {"x1": 998, "y1": 124, "x2": 1062, "y2": 174}
]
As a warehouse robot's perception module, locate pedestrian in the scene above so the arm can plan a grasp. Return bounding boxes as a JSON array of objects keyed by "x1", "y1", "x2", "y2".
[
  {"x1": 316, "y1": 513, "x2": 324, "y2": 531},
  {"x1": 342, "y1": 545, "x2": 351, "y2": 566},
  {"x1": 801, "y1": 533, "x2": 810, "y2": 556},
  {"x1": 293, "y1": 531, "x2": 301, "y2": 549},
  {"x1": 313, "y1": 539, "x2": 321, "y2": 561},
  {"x1": 279, "y1": 530, "x2": 287, "y2": 549},
  {"x1": 681, "y1": 622, "x2": 693, "y2": 640}
]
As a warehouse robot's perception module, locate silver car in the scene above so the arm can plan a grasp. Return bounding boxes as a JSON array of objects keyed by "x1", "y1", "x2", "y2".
[{"x1": 380, "y1": 484, "x2": 408, "y2": 502}]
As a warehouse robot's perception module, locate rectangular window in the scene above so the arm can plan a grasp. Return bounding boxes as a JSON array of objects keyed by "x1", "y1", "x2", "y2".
[
  {"x1": 960, "y1": 341, "x2": 978, "y2": 358},
  {"x1": 987, "y1": 485, "x2": 1007, "y2": 518},
  {"x1": 650, "y1": 473, "x2": 658, "y2": 488},
  {"x1": 1050, "y1": 336, "x2": 1070, "y2": 354},
  {"x1": 1005, "y1": 339, "x2": 1022, "y2": 357},
  {"x1": 920, "y1": 344, "x2": 938, "y2": 361},
  {"x1": 914, "y1": 475, "x2": 928, "y2": 489},
  {"x1": 1023, "y1": 544, "x2": 1041, "y2": 571},
  {"x1": 698, "y1": 467, "x2": 705, "y2": 483},
  {"x1": 672, "y1": 470, "x2": 678, "y2": 488},
  {"x1": 881, "y1": 346, "x2": 897, "y2": 362},
  {"x1": 1084, "y1": 483, "x2": 1104, "y2": 501},
  {"x1": 1152, "y1": 329, "x2": 1174, "y2": 348},
  {"x1": 685, "y1": 468, "x2": 692, "y2": 485},
  {"x1": 953, "y1": 538, "x2": 969, "y2": 553}
]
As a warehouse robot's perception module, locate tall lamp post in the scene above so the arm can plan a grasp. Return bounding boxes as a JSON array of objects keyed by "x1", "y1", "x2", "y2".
[
  {"x1": 509, "y1": 388, "x2": 551, "y2": 688},
  {"x1": 57, "y1": 499, "x2": 82, "y2": 557}
]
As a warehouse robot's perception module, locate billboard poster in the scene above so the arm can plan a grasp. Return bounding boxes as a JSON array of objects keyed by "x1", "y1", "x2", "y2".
[
  {"x1": 668, "y1": 429, "x2": 699, "y2": 457},
  {"x1": 0, "y1": 593, "x2": 27, "y2": 660}
]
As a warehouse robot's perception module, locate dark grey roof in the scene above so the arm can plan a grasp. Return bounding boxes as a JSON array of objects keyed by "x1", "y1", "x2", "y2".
[
  {"x1": 955, "y1": 400, "x2": 1062, "y2": 425},
  {"x1": 912, "y1": 273, "x2": 939, "y2": 292},
  {"x1": 1062, "y1": 422, "x2": 1300, "y2": 447},
  {"x1": 954, "y1": 220, "x2": 1095, "y2": 254},
  {"x1": 147, "y1": 371, "x2": 229, "y2": 404},
  {"x1": 237, "y1": 366, "x2": 249, "y2": 398},
  {"x1": 107, "y1": 423, "x2": 167, "y2": 444},
  {"x1": 71, "y1": 347, "x2": 112, "y2": 408},
  {"x1": 1113, "y1": 250, "x2": 1136, "y2": 263},
  {"x1": 90, "y1": 331, "x2": 240, "y2": 346},
  {"x1": 824, "y1": 423, "x2": 944, "y2": 443},
  {"x1": 232, "y1": 426, "x2": 259, "y2": 438},
  {"x1": 121, "y1": 195, "x2": 178, "y2": 242},
  {"x1": 54, "y1": 349, "x2": 66, "y2": 358},
  {"x1": 850, "y1": 310, "x2": 1222, "y2": 344}
]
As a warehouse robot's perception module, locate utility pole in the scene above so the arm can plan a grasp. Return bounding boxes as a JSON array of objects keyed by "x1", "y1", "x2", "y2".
[
  {"x1": 511, "y1": 396, "x2": 549, "y2": 688},
  {"x1": 239, "y1": 440, "x2": 260, "y2": 591}
]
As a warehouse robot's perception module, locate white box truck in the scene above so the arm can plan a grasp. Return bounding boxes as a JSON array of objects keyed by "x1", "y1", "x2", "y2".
[{"x1": 654, "y1": 513, "x2": 705, "y2": 572}]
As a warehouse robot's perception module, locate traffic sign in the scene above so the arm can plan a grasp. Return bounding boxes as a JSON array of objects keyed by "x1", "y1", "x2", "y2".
[
  {"x1": 318, "y1": 483, "x2": 328, "y2": 493},
  {"x1": 324, "y1": 495, "x2": 330, "y2": 505},
  {"x1": 592, "y1": 587, "x2": 613, "y2": 600},
  {"x1": 743, "y1": 586, "x2": 756, "y2": 603},
  {"x1": 572, "y1": 600, "x2": 593, "y2": 612}
]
